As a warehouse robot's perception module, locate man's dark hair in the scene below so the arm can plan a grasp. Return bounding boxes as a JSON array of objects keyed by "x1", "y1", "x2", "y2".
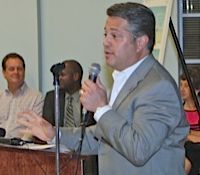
[
  {"x1": 107, "y1": 2, "x2": 155, "y2": 53},
  {"x1": 2, "y1": 52, "x2": 25, "y2": 70}
]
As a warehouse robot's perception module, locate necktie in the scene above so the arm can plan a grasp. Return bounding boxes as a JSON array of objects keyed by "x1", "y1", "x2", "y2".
[{"x1": 64, "y1": 96, "x2": 74, "y2": 127}]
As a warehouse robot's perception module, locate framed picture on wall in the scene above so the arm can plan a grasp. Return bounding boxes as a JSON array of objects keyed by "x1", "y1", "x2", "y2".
[{"x1": 143, "y1": 0, "x2": 173, "y2": 64}]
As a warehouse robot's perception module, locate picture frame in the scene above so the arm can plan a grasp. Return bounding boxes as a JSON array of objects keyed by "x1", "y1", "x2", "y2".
[{"x1": 143, "y1": 0, "x2": 173, "y2": 64}]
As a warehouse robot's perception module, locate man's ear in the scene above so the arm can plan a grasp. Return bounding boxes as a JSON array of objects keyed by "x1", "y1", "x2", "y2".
[
  {"x1": 73, "y1": 72, "x2": 79, "y2": 81},
  {"x1": 2, "y1": 70, "x2": 6, "y2": 79},
  {"x1": 136, "y1": 35, "x2": 149, "y2": 52}
]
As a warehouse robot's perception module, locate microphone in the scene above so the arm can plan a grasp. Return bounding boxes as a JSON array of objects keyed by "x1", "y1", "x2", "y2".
[
  {"x1": 78, "y1": 63, "x2": 101, "y2": 156},
  {"x1": 88, "y1": 63, "x2": 101, "y2": 82},
  {"x1": 0, "y1": 137, "x2": 33, "y2": 146},
  {"x1": 0, "y1": 128, "x2": 33, "y2": 146},
  {"x1": 83, "y1": 63, "x2": 101, "y2": 126},
  {"x1": 50, "y1": 62, "x2": 65, "y2": 86},
  {"x1": 50, "y1": 62, "x2": 65, "y2": 76}
]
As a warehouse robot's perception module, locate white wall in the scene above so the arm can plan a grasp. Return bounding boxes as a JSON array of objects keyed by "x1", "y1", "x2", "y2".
[
  {"x1": 39, "y1": 0, "x2": 143, "y2": 93},
  {"x1": 164, "y1": 1, "x2": 179, "y2": 82},
  {"x1": 0, "y1": 0, "x2": 178, "y2": 94},
  {"x1": 0, "y1": 0, "x2": 39, "y2": 90}
]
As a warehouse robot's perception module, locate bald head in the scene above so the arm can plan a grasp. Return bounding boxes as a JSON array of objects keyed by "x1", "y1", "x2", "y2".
[{"x1": 59, "y1": 59, "x2": 83, "y2": 94}]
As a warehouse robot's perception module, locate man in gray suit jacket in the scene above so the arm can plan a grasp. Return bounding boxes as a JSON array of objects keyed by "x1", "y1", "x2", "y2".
[{"x1": 18, "y1": 2, "x2": 189, "y2": 175}]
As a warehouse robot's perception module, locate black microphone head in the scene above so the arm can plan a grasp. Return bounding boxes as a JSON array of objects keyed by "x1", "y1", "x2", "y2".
[
  {"x1": 0, "y1": 128, "x2": 6, "y2": 137},
  {"x1": 89, "y1": 63, "x2": 101, "y2": 82},
  {"x1": 50, "y1": 62, "x2": 65, "y2": 75}
]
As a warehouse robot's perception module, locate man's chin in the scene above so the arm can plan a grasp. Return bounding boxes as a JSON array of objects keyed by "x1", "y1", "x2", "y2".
[
  {"x1": 10, "y1": 80, "x2": 24, "y2": 86},
  {"x1": 105, "y1": 59, "x2": 115, "y2": 68},
  {"x1": 59, "y1": 84, "x2": 64, "y2": 89}
]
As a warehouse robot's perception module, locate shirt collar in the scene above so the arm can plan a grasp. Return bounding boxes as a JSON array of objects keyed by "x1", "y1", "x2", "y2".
[
  {"x1": 112, "y1": 56, "x2": 148, "y2": 81},
  {"x1": 5, "y1": 82, "x2": 27, "y2": 95},
  {"x1": 65, "y1": 90, "x2": 80, "y2": 102}
]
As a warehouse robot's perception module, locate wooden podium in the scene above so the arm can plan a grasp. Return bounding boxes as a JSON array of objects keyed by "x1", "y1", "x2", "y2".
[{"x1": 0, "y1": 144, "x2": 91, "y2": 175}]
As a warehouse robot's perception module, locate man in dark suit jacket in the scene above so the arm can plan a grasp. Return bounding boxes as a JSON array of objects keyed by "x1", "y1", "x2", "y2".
[
  {"x1": 42, "y1": 59, "x2": 98, "y2": 175},
  {"x1": 42, "y1": 59, "x2": 83, "y2": 127},
  {"x1": 43, "y1": 59, "x2": 96, "y2": 127},
  {"x1": 43, "y1": 90, "x2": 65, "y2": 126}
]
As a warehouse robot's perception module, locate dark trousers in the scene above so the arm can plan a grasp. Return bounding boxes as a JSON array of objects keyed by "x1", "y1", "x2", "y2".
[{"x1": 185, "y1": 141, "x2": 200, "y2": 175}]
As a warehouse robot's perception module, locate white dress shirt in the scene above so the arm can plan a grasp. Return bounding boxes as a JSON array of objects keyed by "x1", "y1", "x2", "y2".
[{"x1": 94, "y1": 56, "x2": 147, "y2": 121}]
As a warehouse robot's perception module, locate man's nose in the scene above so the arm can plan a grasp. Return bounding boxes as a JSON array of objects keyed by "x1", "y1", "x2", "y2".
[{"x1": 13, "y1": 68, "x2": 19, "y2": 73}]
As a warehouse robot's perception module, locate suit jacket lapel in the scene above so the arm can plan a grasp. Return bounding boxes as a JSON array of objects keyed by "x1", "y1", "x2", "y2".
[
  {"x1": 59, "y1": 90, "x2": 65, "y2": 126},
  {"x1": 112, "y1": 55, "x2": 156, "y2": 109}
]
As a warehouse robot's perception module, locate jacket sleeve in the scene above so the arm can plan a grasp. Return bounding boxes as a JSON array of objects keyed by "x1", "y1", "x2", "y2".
[{"x1": 94, "y1": 80, "x2": 188, "y2": 166}]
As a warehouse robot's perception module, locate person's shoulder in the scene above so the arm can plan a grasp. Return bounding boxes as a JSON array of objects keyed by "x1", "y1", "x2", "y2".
[
  {"x1": 45, "y1": 90, "x2": 54, "y2": 96},
  {"x1": 44, "y1": 89, "x2": 65, "y2": 101},
  {"x1": 24, "y1": 84, "x2": 43, "y2": 98},
  {"x1": 44, "y1": 89, "x2": 66, "y2": 97},
  {"x1": 27, "y1": 89, "x2": 44, "y2": 99}
]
